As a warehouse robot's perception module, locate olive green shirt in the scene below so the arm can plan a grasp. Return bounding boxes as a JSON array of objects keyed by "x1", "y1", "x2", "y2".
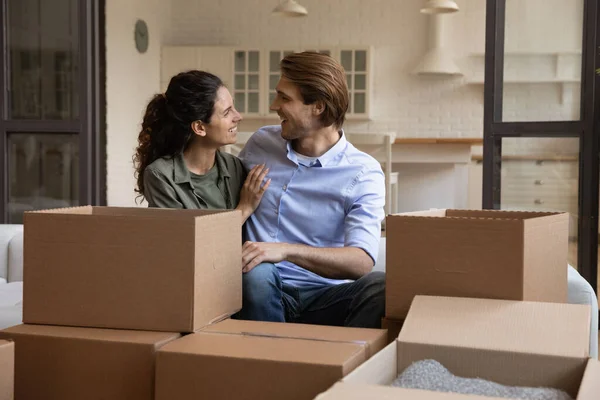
[{"x1": 143, "y1": 151, "x2": 247, "y2": 209}]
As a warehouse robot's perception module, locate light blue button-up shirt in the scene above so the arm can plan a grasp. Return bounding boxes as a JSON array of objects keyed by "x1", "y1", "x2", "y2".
[{"x1": 239, "y1": 125, "x2": 385, "y2": 290}]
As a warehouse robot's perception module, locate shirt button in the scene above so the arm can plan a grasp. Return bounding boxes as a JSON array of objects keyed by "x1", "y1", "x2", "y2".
[
  {"x1": 282, "y1": 185, "x2": 287, "y2": 191},
  {"x1": 275, "y1": 209, "x2": 279, "y2": 214},
  {"x1": 269, "y1": 232, "x2": 275, "y2": 238}
]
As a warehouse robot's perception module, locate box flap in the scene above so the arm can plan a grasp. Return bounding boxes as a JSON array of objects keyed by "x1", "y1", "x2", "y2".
[
  {"x1": 1, "y1": 324, "x2": 180, "y2": 345},
  {"x1": 202, "y1": 319, "x2": 387, "y2": 357},
  {"x1": 26, "y1": 205, "x2": 237, "y2": 220},
  {"x1": 394, "y1": 209, "x2": 448, "y2": 217},
  {"x1": 399, "y1": 296, "x2": 590, "y2": 358},
  {"x1": 446, "y1": 209, "x2": 564, "y2": 220},
  {"x1": 316, "y1": 382, "x2": 510, "y2": 399},
  {"x1": 342, "y1": 341, "x2": 398, "y2": 385},
  {"x1": 522, "y1": 215, "x2": 569, "y2": 302},
  {"x1": 160, "y1": 332, "x2": 365, "y2": 367},
  {"x1": 0, "y1": 340, "x2": 13, "y2": 349},
  {"x1": 577, "y1": 359, "x2": 600, "y2": 400}
]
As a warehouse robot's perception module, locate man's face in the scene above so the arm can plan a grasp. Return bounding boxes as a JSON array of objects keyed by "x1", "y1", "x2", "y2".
[{"x1": 270, "y1": 76, "x2": 320, "y2": 141}]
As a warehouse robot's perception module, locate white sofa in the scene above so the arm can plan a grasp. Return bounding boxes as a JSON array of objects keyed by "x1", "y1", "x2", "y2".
[
  {"x1": 0, "y1": 225, "x2": 23, "y2": 330},
  {"x1": 374, "y1": 237, "x2": 599, "y2": 359},
  {"x1": 0, "y1": 225, "x2": 596, "y2": 358}
]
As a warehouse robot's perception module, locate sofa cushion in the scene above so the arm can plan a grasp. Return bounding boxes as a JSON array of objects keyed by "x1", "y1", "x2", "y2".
[
  {"x1": 0, "y1": 225, "x2": 23, "y2": 281},
  {"x1": 0, "y1": 282, "x2": 23, "y2": 329},
  {"x1": 7, "y1": 233, "x2": 23, "y2": 282}
]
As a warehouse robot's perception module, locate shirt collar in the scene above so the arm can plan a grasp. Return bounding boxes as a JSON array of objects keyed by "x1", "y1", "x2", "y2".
[
  {"x1": 285, "y1": 129, "x2": 348, "y2": 167},
  {"x1": 173, "y1": 150, "x2": 230, "y2": 184}
]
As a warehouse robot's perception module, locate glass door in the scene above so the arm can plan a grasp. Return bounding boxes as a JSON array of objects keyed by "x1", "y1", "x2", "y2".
[
  {"x1": 0, "y1": 0, "x2": 105, "y2": 223},
  {"x1": 482, "y1": 0, "x2": 598, "y2": 293}
]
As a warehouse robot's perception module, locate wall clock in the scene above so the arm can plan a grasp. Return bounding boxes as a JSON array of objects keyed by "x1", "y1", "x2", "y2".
[{"x1": 134, "y1": 19, "x2": 149, "y2": 54}]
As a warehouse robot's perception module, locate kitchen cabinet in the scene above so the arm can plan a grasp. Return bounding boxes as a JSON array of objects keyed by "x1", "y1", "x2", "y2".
[{"x1": 160, "y1": 46, "x2": 372, "y2": 119}]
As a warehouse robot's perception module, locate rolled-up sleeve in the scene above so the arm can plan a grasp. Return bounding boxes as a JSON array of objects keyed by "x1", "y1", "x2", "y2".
[
  {"x1": 143, "y1": 168, "x2": 184, "y2": 209},
  {"x1": 344, "y1": 166, "x2": 386, "y2": 264}
]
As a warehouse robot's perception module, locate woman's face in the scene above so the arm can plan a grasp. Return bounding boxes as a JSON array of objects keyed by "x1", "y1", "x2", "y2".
[{"x1": 203, "y1": 86, "x2": 243, "y2": 146}]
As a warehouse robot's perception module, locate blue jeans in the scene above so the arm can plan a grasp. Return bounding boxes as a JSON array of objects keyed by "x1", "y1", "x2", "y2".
[{"x1": 234, "y1": 263, "x2": 385, "y2": 329}]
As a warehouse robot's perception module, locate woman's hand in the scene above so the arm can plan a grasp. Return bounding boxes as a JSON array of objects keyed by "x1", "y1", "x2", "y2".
[{"x1": 236, "y1": 164, "x2": 271, "y2": 223}]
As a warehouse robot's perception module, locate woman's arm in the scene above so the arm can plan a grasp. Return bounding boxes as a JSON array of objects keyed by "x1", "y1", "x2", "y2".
[{"x1": 235, "y1": 164, "x2": 270, "y2": 223}]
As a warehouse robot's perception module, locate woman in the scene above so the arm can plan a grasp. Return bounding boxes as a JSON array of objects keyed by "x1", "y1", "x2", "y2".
[{"x1": 133, "y1": 70, "x2": 270, "y2": 222}]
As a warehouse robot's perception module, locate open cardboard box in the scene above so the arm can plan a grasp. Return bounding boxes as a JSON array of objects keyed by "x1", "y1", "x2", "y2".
[
  {"x1": 23, "y1": 206, "x2": 242, "y2": 332},
  {"x1": 156, "y1": 319, "x2": 388, "y2": 400},
  {"x1": 385, "y1": 209, "x2": 569, "y2": 319},
  {"x1": 319, "y1": 296, "x2": 599, "y2": 399}
]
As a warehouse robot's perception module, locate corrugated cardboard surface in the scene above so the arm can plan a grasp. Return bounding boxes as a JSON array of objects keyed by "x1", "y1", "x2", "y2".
[
  {"x1": 315, "y1": 382, "x2": 509, "y2": 399},
  {"x1": 0, "y1": 324, "x2": 180, "y2": 400},
  {"x1": 385, "y1": 209, "x2": 568, "y2": 319},
  {"x1": 202, "y1": 319, "x2": 387, "y2": 358},
  {"x1": 0, "y1": 340, "x2": 14, "y2": 400},
  {"x1": 400, "y1": 296, "x2": 590, "y2": 358},
  {"x1": 381, "y1": 317, "x2": 404, "y2": 344},
  {"x1": 193, "y1": 219, "x2": 242, "y2": 331},
  {"x1": 156, "y1": 331, "x2": 366, "y2": 400},
  {"x1": 398, "y1": 296, "x2": 590, "y2": 397},
  {"x1": 577, "y1": 359, "x2": 600, "y2": 399},
  {"x1": 342, "y1": 297, "x2": 598, "y2": 399},
  {"x1": 23, "y1": 206, "x2": 242, "y2": 332}
]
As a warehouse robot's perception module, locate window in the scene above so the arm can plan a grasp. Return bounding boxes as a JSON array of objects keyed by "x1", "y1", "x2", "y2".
[
  {"x1": 234, "y1": 50, "x2": 260, "y2": 114},
  {"x1": 340, "y1": 49, "x2": 368, "y2": 115}
]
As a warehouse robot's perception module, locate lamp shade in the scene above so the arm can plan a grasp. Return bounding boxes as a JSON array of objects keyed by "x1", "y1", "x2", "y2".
[
  {"x1": 272, "y1": 0, "x2": 308, "y2": 17},
  {"x1": 420, "y1": 0, "x2": 459, "y2": 14}
]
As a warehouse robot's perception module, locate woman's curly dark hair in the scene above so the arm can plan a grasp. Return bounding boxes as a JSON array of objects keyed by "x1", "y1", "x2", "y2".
[{"x1": 133, "y1": 70, "x2": 223, "y2": 201}]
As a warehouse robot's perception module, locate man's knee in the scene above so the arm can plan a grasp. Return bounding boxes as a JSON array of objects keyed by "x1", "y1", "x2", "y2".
[
  {"x1": 356, "y1": 271, "x2": 386, "y2": 313},
  {"x1": 359, "y1": 271, "x2": 385, "y2": 294},
  {"x1": 242, "y1": 263, "x2": 282, "y2": 302}
]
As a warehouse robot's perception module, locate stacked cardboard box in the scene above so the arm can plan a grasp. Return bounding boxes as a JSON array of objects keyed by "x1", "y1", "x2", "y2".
[
  {"x1": 316, "y1": 295, "x2": 600, "y2": 399},
  {"x1": 0, "y1": 206, "x2": 243, "y2": 400},
  {"x1": 0, "y1": 340, "x2": 14, "y2": 400},
  {"x1": 155, "y1": 319, "x2": 387, "y2": 400}
]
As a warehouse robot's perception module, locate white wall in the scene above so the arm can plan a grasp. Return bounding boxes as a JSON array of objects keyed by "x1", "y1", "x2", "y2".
[{"x1": 105, "y1": 0, "x2": 169, "y2": 206}]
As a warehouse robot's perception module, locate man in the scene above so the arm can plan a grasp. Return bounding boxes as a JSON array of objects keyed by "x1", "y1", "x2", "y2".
[{"x1": 237, "y1": 52, "x2": 385, "y2": 329}]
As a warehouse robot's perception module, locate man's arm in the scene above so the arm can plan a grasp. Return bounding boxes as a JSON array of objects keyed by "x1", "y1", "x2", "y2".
[
  {"x1": 242, "y1": 164, "x2": 385, "y2": 280},
  {"x1": 241, "y1": 242, "x2": 372, "y2": 280}
]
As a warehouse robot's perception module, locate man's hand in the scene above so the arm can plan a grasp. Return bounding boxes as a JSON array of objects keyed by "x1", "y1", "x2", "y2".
[{"x1": 242, "y1": 241, "x2": 289, "y2": 273}]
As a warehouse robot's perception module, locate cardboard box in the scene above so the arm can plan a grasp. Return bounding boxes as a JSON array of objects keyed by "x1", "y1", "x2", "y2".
[
  {"x1": 316, "y1": 382, "x2": 507, "y2": 399},
  {"x1": 0, "y1": 324, "x2": 180, "y2": 400},
  {"x1": 156, "y1": 320, "x2": 387, "y2": 400},
  {"x1": 0, "y1": 340, "x2": 14, "y2": 400},
  {"x1": 385, "y1": 209, "x2": 569, "y2": 319},
  {"x1": 381, "y1": 317, "x2": 404, "y2": 344},
  {"x1": 202, "y1": 319, "x2": 388, "y2": 358},
  {"x1": 23, "y1": 206, "x2": 242, "y2": 332},
  {"x1": 334, "y1": 296, "x2": 598, "y2": 399}
]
